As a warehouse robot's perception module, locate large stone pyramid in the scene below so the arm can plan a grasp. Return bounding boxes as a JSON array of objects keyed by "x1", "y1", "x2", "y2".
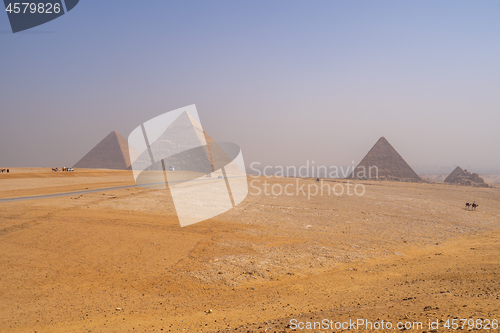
[
  {"x1": 349, "y1": 137, "x2": 421, "y2": 182},
  {"x1": 130, "y1": 111, "x2": 239, "y2": 175},
  {"x1": 130, "y1": 111, "x2": 212, "y2": 173},
  {"x1": 73, "y1": 131, "x2": 137, "y2": 170},
  {"x1": 444, "y1": 166, "x2": 488, "y2": 187}
]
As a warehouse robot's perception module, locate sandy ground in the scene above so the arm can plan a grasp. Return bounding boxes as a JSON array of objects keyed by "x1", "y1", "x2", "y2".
[{"x1": 0, "y1": 169, "x2": 499, "y2": 332}]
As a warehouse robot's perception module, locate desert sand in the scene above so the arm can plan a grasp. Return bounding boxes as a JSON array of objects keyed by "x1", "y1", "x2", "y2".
[{"x1": 1, "y1": 169, "x2": 499, "y2": 332}]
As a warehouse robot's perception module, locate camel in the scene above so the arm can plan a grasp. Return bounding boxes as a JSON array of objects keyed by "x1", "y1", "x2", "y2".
[
  {"x1": 0, "y1": 169, "x2": 6, "y2": 173},
  {"x1": 465, "y1": 202, "x2": 479, "y2": 210}
]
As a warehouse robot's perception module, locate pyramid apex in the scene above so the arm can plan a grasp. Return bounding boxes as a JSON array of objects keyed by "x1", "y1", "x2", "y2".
[
  {"x1": 176, "y1": 110, "x2": 203, "y2": 131},
  {"x1": 104, "y1": 131, "x2": 121, "y2": 139},
  {"x1": 184, "y1": 110, "x2": 199, "y2": 122},
  {"x1": 377, "y1": 136, "x2": 389, "y2": 143},
  {"x1": 107, "y1": 131, "x2": 128, "y2": 141}
]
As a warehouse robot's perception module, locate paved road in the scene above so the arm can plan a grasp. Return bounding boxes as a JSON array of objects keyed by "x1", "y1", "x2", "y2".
[
  {"x1": 0, "y1": 184, "x2": 138, "y2": 203},
  {"x1": 0, "y1": 175, "x2": 247, "y2": 203}
]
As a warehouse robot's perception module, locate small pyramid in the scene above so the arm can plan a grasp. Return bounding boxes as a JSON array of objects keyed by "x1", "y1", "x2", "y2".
[
  {"x1": 349, "y1": 137, "x2": 421, "y2": 182},
  {"x1": 74, "y1": 131, "x2": 136, "y2": 170},
  {"x1": 444, "y1": 166, "x2": 488, "y2": 187},
  {"x1": 444, "y1": 166, "x2": 467, "y2": 183}
]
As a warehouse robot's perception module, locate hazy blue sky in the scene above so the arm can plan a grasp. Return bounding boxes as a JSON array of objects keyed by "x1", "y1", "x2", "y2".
[{"x1": 1, "y1": 1, "x2": 499, "y2": 174}]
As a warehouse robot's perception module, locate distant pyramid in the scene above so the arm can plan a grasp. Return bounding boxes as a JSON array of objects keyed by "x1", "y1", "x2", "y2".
[
  {"x1": 444, "y1": 166, "x2": 488, "y2": 187},
  {"x1": 131, "y1": 111, "x2": 214, "y2": 173},
  {"x1": 74, "y1": 131, "x2": 137, "y2": 170},
  {"x1": 349, "y1": 137, "x2": 421, "y2": 182},
  {"x1": 444, "y1": 166, "x2": 467, "y2": 183},
  {"x1": 129, "y1": 110, "x2": 241, "y2": 176}
]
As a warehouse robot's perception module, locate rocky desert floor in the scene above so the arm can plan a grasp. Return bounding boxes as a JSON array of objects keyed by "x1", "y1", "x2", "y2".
[{"x1": 0, "y1": 169, "x2": 499, "y2": 332}]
